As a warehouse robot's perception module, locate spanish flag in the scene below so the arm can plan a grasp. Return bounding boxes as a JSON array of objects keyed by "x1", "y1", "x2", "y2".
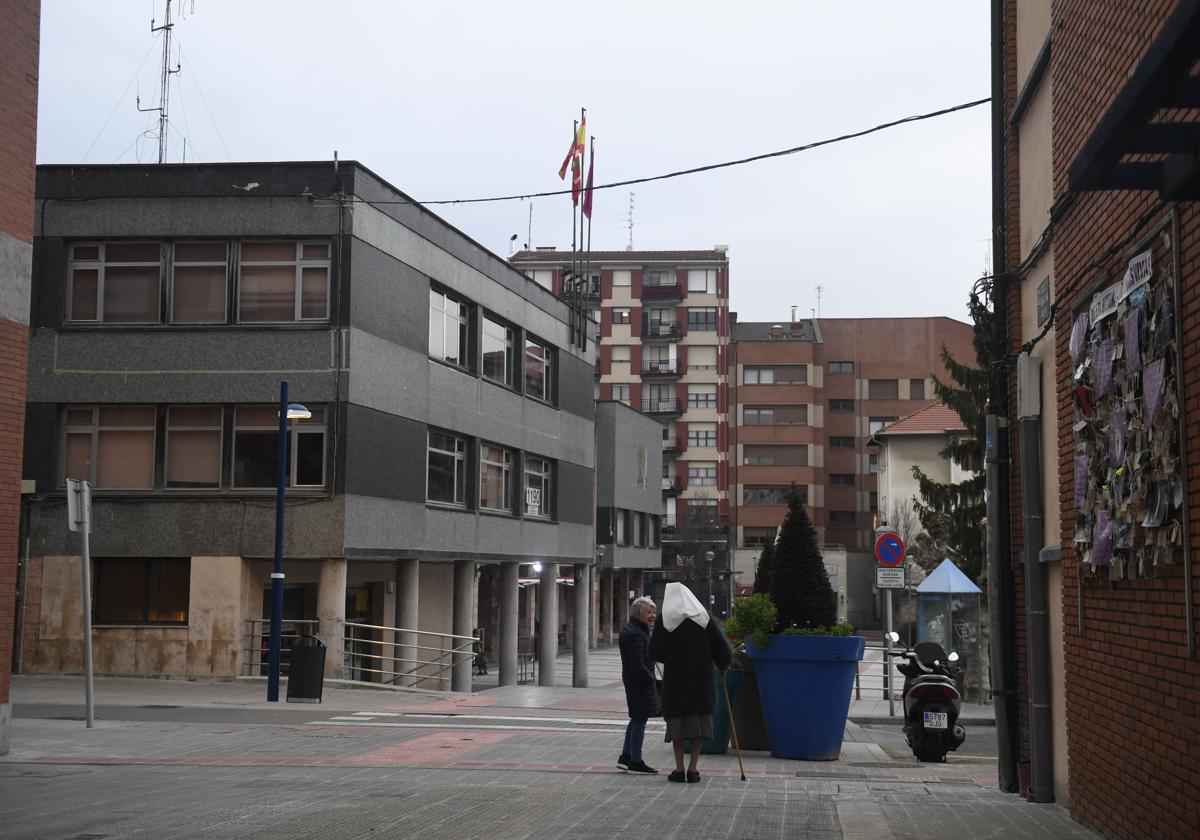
[{"x1": 557, "y1": 116, "x2": 587, "y2": 181}]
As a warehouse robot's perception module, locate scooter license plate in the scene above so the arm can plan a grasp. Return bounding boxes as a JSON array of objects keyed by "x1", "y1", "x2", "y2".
[{"x1": 924, "y1": 712, "x2": 948, "y2": 730}]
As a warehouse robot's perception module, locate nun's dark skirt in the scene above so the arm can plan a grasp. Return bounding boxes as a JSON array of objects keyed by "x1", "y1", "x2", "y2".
[{"x1": 664, "y1": 713, "x2": 714, "y2": 742}]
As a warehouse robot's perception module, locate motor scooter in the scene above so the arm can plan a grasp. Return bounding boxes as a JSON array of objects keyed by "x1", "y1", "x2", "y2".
[{"x1": 885, "y1": 631, "x2": 966, "y2": 762}]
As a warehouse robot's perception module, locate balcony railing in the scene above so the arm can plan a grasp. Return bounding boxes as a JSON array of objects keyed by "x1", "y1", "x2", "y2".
[
  {"x1": 662, "y1": 436, "x2": 682, "y2": 452},
  {"x1": 642, "y1": 319, "x2": 683, "y2": 340},
  {"x1": 662, "y1": 475, "x2": 683, "y2": 494},
  {"x1": 641, "y1": 398, "x2": 681, "y2": 415},
  {"x1": 641, "y1": 283, "x2": 683, "y2": 301},
  {"x1": 641, "y1": 359, "x2": 680, "y2": 375},
  {"x1": 662, "y1": 514, "x2": 678, "y2": 529}
]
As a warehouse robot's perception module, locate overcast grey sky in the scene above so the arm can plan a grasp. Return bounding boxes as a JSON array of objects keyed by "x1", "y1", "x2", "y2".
[{"x1": 37, "y1": 1, "x2": 991, "y2": 324}]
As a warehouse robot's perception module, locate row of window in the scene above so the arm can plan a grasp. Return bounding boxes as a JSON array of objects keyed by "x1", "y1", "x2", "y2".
[
  {"x1": 427, "y1": 430, "x2": 554, "y2": 518},
  {"x1": 742, "y1": 485, "x2": 807, "y2": 505},
  {"x1": 743, "y1": 366, "x2": 806, "y2": 385},
  {"x1": 607, "y1": 345, "x2": 718, "y2": 370},
  {"x1": 62, "y1": 404, "x2": 327, "y2": 490},
  {"x1": 609, "y1": 268, "x2": 718, "y2": 292},
  {"x1": 430, "y1": 288, "x2": 555, "y2": 403},
  {"x1": 67, "y1": 241, "x2": 331, "y2": 326},
  {"x1": 613, "y1": 509, "x2": 662, "y2": 548}
]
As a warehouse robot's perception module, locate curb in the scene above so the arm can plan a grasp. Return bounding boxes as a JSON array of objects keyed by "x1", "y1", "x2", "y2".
[{"x1": 850, "y1": 715, "x2": 996, "y2": 727}]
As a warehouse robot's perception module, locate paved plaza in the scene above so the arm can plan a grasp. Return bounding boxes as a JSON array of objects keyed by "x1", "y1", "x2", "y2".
[{"x1": 0, "y1": 649, "x2": 1096, "y2": 840}]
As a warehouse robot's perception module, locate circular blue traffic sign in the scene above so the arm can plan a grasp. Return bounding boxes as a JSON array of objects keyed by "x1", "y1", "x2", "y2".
[{"x1": 875, "y1": 532, "x2": 905, "y2": 567}]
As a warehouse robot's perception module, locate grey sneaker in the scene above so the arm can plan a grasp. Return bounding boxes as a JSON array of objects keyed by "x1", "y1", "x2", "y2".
[{"x1": 626, "y1": 760, "x2": 658, "y2": 775}]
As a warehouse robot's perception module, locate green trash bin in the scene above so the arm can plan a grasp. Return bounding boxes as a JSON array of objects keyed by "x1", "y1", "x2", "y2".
[{"x1": 685, "y1": 669, "x2": 744, "y2": 754}]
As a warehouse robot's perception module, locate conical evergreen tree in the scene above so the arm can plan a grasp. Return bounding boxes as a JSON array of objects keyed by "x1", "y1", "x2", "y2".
[
  {"x1": 911, "y1": 279, "x2": 993, "y2": 584},
  {"x1": 752, "y1": 537, "x2": 775, "y2": 595},
  {"x1": 769, "y1": 487, "x2": 836, "y2": 630}
]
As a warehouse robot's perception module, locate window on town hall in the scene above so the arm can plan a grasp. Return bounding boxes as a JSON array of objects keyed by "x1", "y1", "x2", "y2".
[
  {"x1": 172, "y1": 241, "x2": 229, "y2": 324},
  {"x1": 232, "y1": 405, "x2": 326, "y2": 489},
  {"x1": 523, "y1": 455, "x2": 553, "y2": 518},
  {"x1": 64, "y1": 405, "x2": 157, "y2": 489},
  {"x1": 429, "y1": 287, "x2": 470, "y2": 368},
  {"x1": 238, "y1": 241, "x2": 330, "y2": 323},
  {"x1": 68, "y1": 242, "x2": 162, "y2": 324},
  {"x1": 93, "y1": 558, "x2": 190, "y2": 625},
  {"x1": 427, "y1": 430, "x2": 467, "y2": 506},
  {"x1": 525, "y1": 336, "x2": 553, "y2": 402},
  {"x1": 165, "y1": 406, "x2": 223, "y2": 488},
  {"x1": 479, "y1": 443, "x2": 513, "y2": 512},
  {"x1": 482, "y1": 314, "x2": 515, "y2": 387}
]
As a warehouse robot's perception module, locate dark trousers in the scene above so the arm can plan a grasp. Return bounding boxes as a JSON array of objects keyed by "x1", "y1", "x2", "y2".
[{"x1": 622, "y1": 717, "x2": 647, "y2": 762}]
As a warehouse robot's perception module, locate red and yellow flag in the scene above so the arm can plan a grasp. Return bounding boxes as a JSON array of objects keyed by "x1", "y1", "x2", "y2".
[
  {"x1": 582, "y1": 145, "x2": 595, "y2": 219},
  {"x1": 557, "y1": 116, "x2": 587, "y2": 184}
]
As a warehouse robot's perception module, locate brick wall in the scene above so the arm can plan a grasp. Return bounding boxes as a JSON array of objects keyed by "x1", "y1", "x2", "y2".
[
  {"x1": 1003, "y1": 1, "x2": 1200, "y2": 836},
  {"x1": 0, "y1": 0, "x2": 40, "y2": 731}
]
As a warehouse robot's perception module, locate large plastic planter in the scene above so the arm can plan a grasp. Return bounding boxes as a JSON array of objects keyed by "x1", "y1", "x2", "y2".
[
  {"x1": 700, "y1": 668, "x2": 744, "y2": 754},
  {"x1": 746, "y1": 635, "x2": 866, "y2": 760}
]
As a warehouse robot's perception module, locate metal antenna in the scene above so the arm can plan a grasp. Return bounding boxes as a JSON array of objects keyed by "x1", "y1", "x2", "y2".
[
  {"x1": 815, "y1": 284, "x2": 824, "y2": 318},
  {"x1": 623, "y1": 192, "x2": 636, "y2": 251},
  {"x1": 137, "y1": 0, "x2": 182, "y2": 164}
]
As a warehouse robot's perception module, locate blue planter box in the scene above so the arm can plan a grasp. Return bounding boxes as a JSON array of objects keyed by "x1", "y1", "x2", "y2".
[{"x1": 746, "y1": 634, "x2": 866, "y2": 760}]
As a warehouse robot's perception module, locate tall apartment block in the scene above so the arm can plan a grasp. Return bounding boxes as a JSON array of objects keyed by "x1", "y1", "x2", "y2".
[
  {"x1": 729, "y1": 315, "x2": 975, "y2": 628},
  {"x1": 511, "y1": 248, "x2": 731, "y2": 555}
]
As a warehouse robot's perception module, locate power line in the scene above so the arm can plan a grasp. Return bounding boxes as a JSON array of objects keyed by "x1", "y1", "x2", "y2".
[{"x1": 335, "y1": 97, "x2": 990, "y2": 208}]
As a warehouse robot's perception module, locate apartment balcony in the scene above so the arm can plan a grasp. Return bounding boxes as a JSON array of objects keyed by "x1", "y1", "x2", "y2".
[
  {"x1": 642, "y1": 319, "x2": 683, "y2": 341},
  {"x1": 641, "y1": 283, "x2": 683, "y2": 302},
  {"x1": 641, "y1": 398, "x2": 681, "y2": 416},
  {"x1": 662, "y1": 475, "x2": 683, "y2": 495},
  {"x1": 662, "y1": 436, "x2": 683, "y2": 453},
  {"x1": 662, "y1": 514, "x2": 678, "y2": 531},
  {"x1": 641, "y1": 359, "x2": 681, "y2": 377}
]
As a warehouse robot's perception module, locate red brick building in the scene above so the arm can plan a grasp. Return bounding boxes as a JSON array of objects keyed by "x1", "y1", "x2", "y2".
[
  {"x1": 0, "y1": 0, "x2": 40, "y2": 754},
  {"x1": 729, "y1": 315, "x2": 974, "y2": 630},
  {"x1": 993, "y1": 0, "x2": 1200, "y2": 835}
]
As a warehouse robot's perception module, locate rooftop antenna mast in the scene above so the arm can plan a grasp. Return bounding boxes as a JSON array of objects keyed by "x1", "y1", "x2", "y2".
[
  {"x1": 624, "y1": 192, "x2": 636, "y2": 251},
  {"x1": 815, "y1": 284, "x2": 824, "y2": 318},
  {"x1": 137, "y1": 0, "x2": 182, "y2": 164}
]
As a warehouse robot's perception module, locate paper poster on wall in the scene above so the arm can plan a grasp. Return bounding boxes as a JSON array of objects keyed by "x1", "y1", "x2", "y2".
[{"x1": 1088, "y1": 281, "x2": 1122, "y2": 324}]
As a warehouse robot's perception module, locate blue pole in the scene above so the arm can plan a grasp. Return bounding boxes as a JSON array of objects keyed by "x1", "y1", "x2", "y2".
[{"x1": 267, "y1": 381, "x2": 288, "y2": 702}]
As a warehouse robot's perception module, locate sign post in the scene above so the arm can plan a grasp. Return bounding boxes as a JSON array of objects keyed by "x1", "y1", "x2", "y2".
[
  {"x1": 874, "y1": 530, "x2": 906, "y2": 717},
  {"x1": 67, "y1": 479, "x2": 95, "y2": 728}
]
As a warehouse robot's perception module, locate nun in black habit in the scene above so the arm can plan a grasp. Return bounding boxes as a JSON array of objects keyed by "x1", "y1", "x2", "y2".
[{"x1": 648, "y1": 581, "x2": 733, "y2": 783}]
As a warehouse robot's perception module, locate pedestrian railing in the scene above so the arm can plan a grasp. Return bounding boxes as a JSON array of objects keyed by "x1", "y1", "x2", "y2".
[
  {"x1": 340, "y1": 620, "x2": 478, "y2": 690},
  {"x1": 242, "y1": 619, "x2": 321, "y2": 677},
  {"x1": 854, "y1": 644, "x2": 906, "y2": 706}
]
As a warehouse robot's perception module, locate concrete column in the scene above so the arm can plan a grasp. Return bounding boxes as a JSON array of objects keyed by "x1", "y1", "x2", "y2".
[
  {"x1": 590, "y1": 566, "x2": 600, "y2": 648},
  {"x1": 573, "y1": 564, "x2": 590, "y2": 687},
  {"x1": 452, "y1": 559, "x2": 475, "y2": 692},
  {"x1": 499, "y1": 562, "x2": 519, "y2": 686},
  {"x1": 395, "y1": 559, "x2": 419, "y2": 686},
  {"x1": 600, "y1": 568, "x2": 613, "y2": 643},
  {"x1": 537, "y1": 562, "x2": 557, "y2": 686},
  {"x1": 618, "y1": 569, "x2": 631, "y2": 620},
  {"x1": 317, "y1": 558, "x2": 347, "y2": 678}
]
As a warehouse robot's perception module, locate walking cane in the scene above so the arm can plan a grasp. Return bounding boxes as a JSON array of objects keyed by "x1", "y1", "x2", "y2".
[{"x1": 721, "y1": 672, "x2": 746, "y2": 781}]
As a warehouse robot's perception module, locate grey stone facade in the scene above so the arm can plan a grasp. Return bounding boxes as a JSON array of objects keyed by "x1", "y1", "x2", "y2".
[{"x1": 594, "y1": 401, "x2": 662, "y2": 570}]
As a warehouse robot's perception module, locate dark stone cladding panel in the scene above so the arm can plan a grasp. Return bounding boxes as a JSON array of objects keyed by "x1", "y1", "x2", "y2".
[
  {"x1": 557, "y1": 351, "x2": 595, "y2": 424},
  {"x1": 556, "y1": 461, "x2": 594, "y2": 527},
  {"x1": 22, "y1": 403, "x2": 56, "y2": 492},
  {"x1": 36, "y1": 162, "x2": 343, "y2": 202},
  {"x1": 344, "y1": 548, "x2": 591, "y2": 565},
  {"x1": 346, "y1": 165, "x2": 580, "y2": 339},
  {"x1": 346, "y1": 237, "x2": 428, "y2": 354},
  {"x1": 343, "y1": 404, "x2": 426, "y2": 503},
  {"x1": 30, "y1": 237, "x2": 65, "y2": 329}
]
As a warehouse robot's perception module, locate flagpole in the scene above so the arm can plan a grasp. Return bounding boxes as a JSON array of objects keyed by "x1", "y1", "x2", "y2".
[
  {"x1": 569, "y1": 118, "x2": 579, "y2": 346},
  {"x1": 584, "y1": 135, "x2": 594, "y2": 352}
]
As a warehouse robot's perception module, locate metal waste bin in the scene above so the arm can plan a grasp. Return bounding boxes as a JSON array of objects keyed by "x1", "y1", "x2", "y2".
[{"x1": 286, "y1": 636, "x2": 326, "y2": 703}]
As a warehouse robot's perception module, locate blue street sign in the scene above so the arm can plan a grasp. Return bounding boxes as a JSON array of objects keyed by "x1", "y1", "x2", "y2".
[{"x1": 875, "y1": 532, "x2": 906, "y2": 567}]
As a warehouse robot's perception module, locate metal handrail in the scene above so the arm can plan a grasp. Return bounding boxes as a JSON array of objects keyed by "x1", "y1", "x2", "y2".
[
  {"x1": 341, "y1": 619, "x2": 478, "y2": 689},
  {"x1": 242, "y1": 618, "x2": 321, "y2": 677}
]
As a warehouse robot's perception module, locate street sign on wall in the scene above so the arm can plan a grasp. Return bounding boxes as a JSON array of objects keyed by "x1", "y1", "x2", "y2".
[{"x1": 876, "y1": 567, "x2": 906, "y2": 589}]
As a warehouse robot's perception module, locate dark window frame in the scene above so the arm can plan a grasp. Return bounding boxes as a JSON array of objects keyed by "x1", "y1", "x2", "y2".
[{"x1": 93, "y1": 557, "x2": 190, "y2": 626}]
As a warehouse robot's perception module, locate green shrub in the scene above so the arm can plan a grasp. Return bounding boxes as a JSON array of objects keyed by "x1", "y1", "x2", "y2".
[
  {"x1": 769, "y1": 487, "x2": 837, "y2": 631},
  {"x1": 725, "y1": 592, "x2": 777, "y2": 649},
  {"x1": 779, "y1": 620, "x2": 856, "y2": 637}
]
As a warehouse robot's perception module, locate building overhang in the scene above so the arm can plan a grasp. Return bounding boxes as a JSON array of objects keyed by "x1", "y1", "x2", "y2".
[{"x1": 1067, "y1": 0, "x2": 1200, "y2": 201}]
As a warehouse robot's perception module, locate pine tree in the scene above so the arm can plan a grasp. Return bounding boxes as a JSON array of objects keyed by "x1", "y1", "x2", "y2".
[
  {"x1": 752, "y1": 537, "x2": 774, "y2": 595},
  {"x1": 910, "y1": 280, "x2": 993, "y2": 584},
  {"x1": 769, "y1": 487, "x2": 836, "y2": 630}
]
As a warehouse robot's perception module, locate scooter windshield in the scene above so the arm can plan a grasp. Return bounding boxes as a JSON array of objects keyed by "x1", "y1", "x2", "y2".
[{"x1": 913, "y1": 641, "x2": 948, "y2": 667}]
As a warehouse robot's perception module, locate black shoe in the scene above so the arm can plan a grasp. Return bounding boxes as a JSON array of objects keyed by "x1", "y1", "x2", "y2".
[
  {"x1": 617, "y1": 754, "x2": 630, "y2": 770},
  {"x1": 626, "y1": 760, "x2": 658, "y2": 775},
  {"x1": 667, "y1": 770, "x2": 686, "y2": 783},
  {"x1": 686, "y1": 770, "x2": 700, "y2": 783}
]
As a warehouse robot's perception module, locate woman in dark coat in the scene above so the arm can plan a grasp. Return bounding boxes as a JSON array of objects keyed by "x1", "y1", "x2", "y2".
[
  {"x1": 617, "y1": 596, "x2": 659, "y2": 775},
  {"x1": 649, "y1": 582, "x2": 732, "y2": 783}
]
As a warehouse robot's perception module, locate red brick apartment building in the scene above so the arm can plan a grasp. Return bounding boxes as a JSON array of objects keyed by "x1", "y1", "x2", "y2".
[
  {"x1": 991, "y1": 0, "x2": 1200, "y2": 835},
  {"x1": 0, "y1": 0, "x2": 40, "y2": 755},
  {"x1": 510, "y1": 248, "x2": 731, "y2": 560},
  {"x1": 729, "y1": 316, "x2": 974, "y2": 630}
]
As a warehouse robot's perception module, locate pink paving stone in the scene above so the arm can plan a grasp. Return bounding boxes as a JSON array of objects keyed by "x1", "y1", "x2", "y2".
[{"x1": 346, "y1": 730, "x2": 514, "y2": 765}]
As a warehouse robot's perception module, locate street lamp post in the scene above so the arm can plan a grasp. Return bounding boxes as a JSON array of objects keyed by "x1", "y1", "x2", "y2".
[
  {"x1": 705, "y1": 550, "x2": 715, "y2": 612},
  {"x1": 267, "y1": 380, "x2": 310, "y2": 703}
]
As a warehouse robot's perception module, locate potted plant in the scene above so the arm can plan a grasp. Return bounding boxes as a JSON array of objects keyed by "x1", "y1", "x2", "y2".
[
  {"x1": 723, "y1": 592, "x2": 775, "y2": 751},
  {"x1": 745, "y1": 489, "x2": 866, "y2": 760}
]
